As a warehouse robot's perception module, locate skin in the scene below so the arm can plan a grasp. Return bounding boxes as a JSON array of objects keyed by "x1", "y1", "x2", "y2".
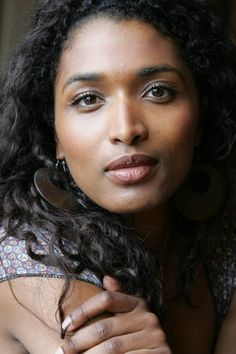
[
  {"x1": 0, "y1": 276, "x2": 170, "y2": 354},
  {"x1": 1, "y1": 17, "x2": 236, "y2": 354},
  {"x1": 55, "y1": 18, "x2": 200, "y2": 223},
  {"x1": 54, "y1": 17, "x2": 213, "y2": 354}
]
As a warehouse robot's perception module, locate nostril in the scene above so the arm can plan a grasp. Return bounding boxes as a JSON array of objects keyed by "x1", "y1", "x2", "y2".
[
  {"x1": 132, "y1": 128, "x2": 148, "y2": 144},
  {"x1": 109, "y1": 120, "x2": 148, "y2": 145},
  {"x1": 133, "y1": 135, "x2": 142, "y2": 143}
]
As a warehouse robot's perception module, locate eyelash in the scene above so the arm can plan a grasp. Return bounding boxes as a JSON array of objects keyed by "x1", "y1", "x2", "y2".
[
  {"x1": 71, "y1": 91, "x2": 102, "y2": 107},
  {"x1": 143, "y1": 82, "x2": 178, "y2": 101},
  {"x1": 70, "y1": 82, "x2": 177, "y2": 108}
]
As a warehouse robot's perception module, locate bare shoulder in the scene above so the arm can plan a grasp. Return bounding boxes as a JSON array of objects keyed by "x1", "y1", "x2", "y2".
[
  {"x1": 0, "y1": 277, "x2": 103, "y2": 354},
  {"x1": 214, "y1": 289, "x2": 236, "y2": 354}
]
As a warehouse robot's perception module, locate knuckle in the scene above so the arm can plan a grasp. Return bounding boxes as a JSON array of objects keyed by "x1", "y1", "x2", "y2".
[
  {"x1": 150, "y1": 330, "x2": 169, "y2": 351},
  {"x1": 94, "y1": 320, "x2": 112, "y2": 340},
  {"x1": 71, "y1": 303, "x2": 89, "y2": 323},
  {"x1": 147, "y1": 328, "x2": 167, "y2": 348},
  {"x1": 128, "y1": 294, "x2": 139, "y2": 309},
  {"x1": 99, "y1": 291, "x2": 115, "y2": 306},
  {"x1": 104, "y1": 338, "x2": 122, "y2": 354},
  {"x1": 160, "y1": 347, "x2": 172, "y2": 354},
  {"x1": 63, "y1": 337, "x2": 77, "y2": 353},
  {"x1": 155, "y1": 328, "x2": 167, "y2": 343},
  {"x1": 145, "y1": 312, "x2": 159, "y2": 328}
]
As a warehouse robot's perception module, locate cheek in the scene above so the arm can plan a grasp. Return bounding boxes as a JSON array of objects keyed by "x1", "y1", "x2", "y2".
[
  {"x1": 159, "y1": 105, "x2": 199, "y2": 152},
  {"x1": 155, "y1": 106, "x2": 199, "y2": 184},
  {"x1": 171, "y1": 119, "x2": 197, "y2": 152},
  {"x1": 56, "y1": 122, "x2": 97, "y2": 164},
  {"x1": 56, "y1": 124, "x2": 104, "y2": 195}
]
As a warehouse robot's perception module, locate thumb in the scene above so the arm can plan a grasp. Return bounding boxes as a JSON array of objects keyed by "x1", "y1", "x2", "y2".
[{"x1": 103, "y1": 275, "x2": 122, "y2": 292}]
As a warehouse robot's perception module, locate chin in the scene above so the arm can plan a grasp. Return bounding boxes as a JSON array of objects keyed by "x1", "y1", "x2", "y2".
[{"x1": 104, "y1": 194, "x2": 167, "y2": 214}]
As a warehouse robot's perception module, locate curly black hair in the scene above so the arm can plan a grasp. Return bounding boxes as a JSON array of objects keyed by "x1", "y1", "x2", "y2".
[{"x1": 0, "y1": 0, "x2": 236, "y2": 324}]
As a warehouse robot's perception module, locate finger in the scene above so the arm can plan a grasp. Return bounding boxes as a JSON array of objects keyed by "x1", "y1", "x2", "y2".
[
  {"x1": 61, "y1": 310, "x2": 152, "y2": 353},
  {"x1": 81, "y1": 330, "x2": 167, "y2": 354},
  {"x1": 62, "y1": 291, "x2": 145, "y2": 333},
  {"x1": 126, "y1": 350, "x2": 171, "y2": 354},
  {"x1": 73, "y1": 310, "x2": 159, "y2": 350},
  {"x1": 103, "y1": 276, "x2": 122, "y2": 292}
]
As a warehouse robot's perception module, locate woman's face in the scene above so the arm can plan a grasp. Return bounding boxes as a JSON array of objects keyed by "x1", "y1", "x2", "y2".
[{"x1": 55, "y1": 17, "x2": 200, "y2": 214}]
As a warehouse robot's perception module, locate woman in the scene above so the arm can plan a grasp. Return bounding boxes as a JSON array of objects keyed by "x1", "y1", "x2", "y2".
[{"x1": 0, "y1": 0, "x2": 235, "y2": 353}]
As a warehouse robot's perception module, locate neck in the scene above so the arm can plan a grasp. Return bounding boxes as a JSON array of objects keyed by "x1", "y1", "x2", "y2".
[{"x1": 125, "y1": 204, "x2": 173, "y2": 255}]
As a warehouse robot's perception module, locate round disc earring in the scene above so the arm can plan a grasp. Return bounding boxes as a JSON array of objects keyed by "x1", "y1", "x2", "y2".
[
  {"x1": 174, "y1": 163, "x2": 227, "y2": 221},
  {"x1": 34, "y1": 161, "x2": 78, "y2": 212}
]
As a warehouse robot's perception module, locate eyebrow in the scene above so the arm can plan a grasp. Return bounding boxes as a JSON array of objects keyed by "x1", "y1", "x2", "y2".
[
  {"x1": 136, "y1": 65, "x2": 184, "y2": 79},
  {"x1": 62, "y1": 64, "x2": 184, "y2": 92},
  {"x1": 62, "y1": 73, "x2": 104, "y2": 91}
]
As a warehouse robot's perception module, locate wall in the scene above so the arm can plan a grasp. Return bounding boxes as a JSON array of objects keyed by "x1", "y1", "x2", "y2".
[
  {"x1": 0, "y1": 0, "x2": 235, "y2": 72},
  {"x1": 0, "y1": 0, "x2": 38, "y2": 72}
]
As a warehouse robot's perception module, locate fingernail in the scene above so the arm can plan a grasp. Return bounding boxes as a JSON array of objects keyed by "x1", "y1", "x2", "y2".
[
  {"x1": 62, "y1": 316, "x2": 72, "y2": 331},
  {"x1": 55, "y1": 347, "x2": 64, "y2": 354}
]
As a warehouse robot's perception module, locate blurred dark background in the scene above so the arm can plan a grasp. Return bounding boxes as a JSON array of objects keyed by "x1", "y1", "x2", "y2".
[{"x1": 0, "y1": 0, "x2": 235, "y2": 72}]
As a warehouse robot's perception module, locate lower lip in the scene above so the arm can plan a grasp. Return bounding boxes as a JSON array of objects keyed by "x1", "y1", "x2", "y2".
[{"x1": 106, "y1": 165, "x2": 157, "y2": 185}]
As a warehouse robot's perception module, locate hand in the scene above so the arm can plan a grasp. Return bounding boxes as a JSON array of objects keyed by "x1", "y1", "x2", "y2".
[{"x1": 55, "y1": 276, "x2": 171, "y2": 354}]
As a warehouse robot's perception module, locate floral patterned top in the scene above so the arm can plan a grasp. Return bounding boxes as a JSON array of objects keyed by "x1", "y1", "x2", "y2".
[
  {"x1": 0, "y1": 227, "x2": 102, "y2": 288},
  {"x1": 0, "y1": 216, "x2": 235, "y2": 328}
]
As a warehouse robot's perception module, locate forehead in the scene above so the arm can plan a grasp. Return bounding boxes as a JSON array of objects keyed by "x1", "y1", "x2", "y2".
[{"x1": 57, "y1": 17, "x2": 191, "y2": 82}]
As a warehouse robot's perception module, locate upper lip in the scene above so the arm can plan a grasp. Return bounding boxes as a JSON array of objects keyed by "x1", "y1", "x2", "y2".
[{"x1": 105, "y1": 154, "x2": 158, "y2": 171}]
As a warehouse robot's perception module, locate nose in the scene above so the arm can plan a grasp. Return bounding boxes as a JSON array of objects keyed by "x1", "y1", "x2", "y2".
[{"x1": 108, "y1": 97, "x2": 148, "y2": 145}]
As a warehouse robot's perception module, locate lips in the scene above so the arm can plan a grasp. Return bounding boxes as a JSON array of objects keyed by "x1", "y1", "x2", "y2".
[
  {"x1": 106, "y1": 154, "x2": 158, "y2": 171},
  {"x1": 105, "y1": 154, "x2": 158, "y2": 185}
]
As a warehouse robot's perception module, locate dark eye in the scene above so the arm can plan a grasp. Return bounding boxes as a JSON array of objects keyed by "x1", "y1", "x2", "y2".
[
  {"x1": 72, "y1": 92, "x2": 104, "y2": 109},
  {"x1": 81, "y1": 95, "x2": 99, "y2": 106},
  {"x1": 150, "y1": 87, "x2": 167, "y2": 98},
  {"x1": 144, "y1": 83, "x2": 177, "y2": 102}
]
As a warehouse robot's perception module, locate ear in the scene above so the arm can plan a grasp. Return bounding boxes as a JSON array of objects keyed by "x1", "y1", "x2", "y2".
[
  {"x1": 54, "y1": 133, "x2": 65, "y2": 160},
  {"x1": 56, "y1": 142, "x2": 65, "y2": 160}
]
